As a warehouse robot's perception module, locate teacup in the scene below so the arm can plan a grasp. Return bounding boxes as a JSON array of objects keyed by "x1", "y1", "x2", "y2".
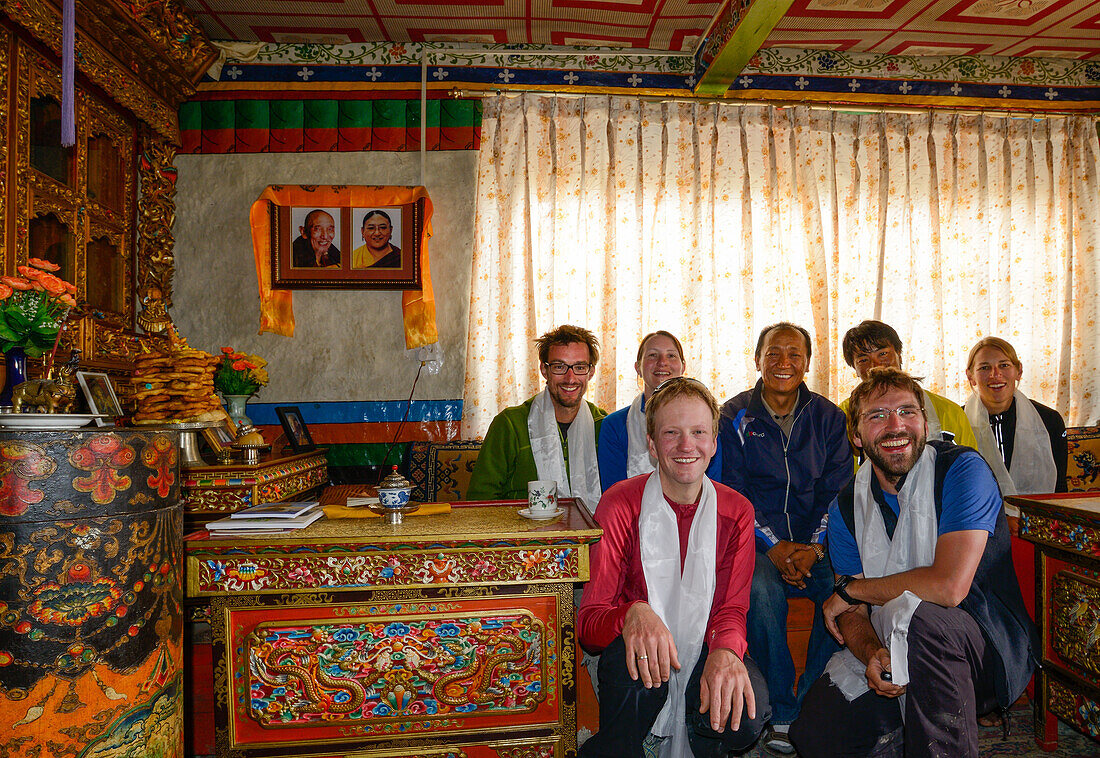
[
  {"x1": 378, "y1": 486, "x2": 411, "y2": 509},
  {"x1": 527, "y1": 480, "x2": 558, "y2": 514}
]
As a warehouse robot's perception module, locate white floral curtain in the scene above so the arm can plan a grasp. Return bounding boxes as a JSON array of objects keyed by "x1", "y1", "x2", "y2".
[{"x1": 462, "y1": 93, "x2": 1100, "y2": 436}]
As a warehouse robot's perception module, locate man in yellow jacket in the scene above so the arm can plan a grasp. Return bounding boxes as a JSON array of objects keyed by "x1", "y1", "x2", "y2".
[{"x1": 841, "y1": 321, "x2": 977, "y2": 449}]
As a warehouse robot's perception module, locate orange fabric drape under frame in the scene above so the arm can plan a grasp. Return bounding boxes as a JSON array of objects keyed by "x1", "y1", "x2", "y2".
[{"x1": 249, "y1": 185, "x2": 438, "y2": 348}]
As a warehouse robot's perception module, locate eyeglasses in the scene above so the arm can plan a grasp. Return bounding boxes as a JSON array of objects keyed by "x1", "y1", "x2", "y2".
[
  {"x1": 544, "y1": 361, "x2": 592, "y2": 376},
  {"x1": 651, "y1": 376, "x2": 709, "y2": 396},
  {"x1": 860, "y1": 405, "x2": 924, "y2": 424}
]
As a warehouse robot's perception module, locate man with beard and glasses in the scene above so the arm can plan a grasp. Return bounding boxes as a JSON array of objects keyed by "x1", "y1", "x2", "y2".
[
  {"x1": 467, "y1": 324, "x2": 606, "y2": 513},
  {"x1": 789, "y1": 367, "x2": 1037, "y2": 758}
]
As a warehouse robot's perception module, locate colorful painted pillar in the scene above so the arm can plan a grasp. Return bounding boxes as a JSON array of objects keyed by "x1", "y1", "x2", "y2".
[{"x1": 0, "y1": 428, "x2": 182, "y2": 757}]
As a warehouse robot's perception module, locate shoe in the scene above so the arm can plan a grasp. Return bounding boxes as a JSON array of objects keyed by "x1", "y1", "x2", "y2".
[
  {"x1": 762, "y1": 725, "x2": 797, "y2": 756},
  {"x1": 977, "y1": 712, "x2": 1003, "y2": 728}
]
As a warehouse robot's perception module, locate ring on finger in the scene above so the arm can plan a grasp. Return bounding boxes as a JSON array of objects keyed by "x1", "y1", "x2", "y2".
[{"x1": 638, "y1": 654, "x2": 649, "y2": 660}]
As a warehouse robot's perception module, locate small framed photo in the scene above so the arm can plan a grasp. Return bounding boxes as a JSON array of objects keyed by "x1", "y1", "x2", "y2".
[
  {"x1": 76, "y1": 371, "x2": 122, "y2": 425},
  {"x1": 275, "y1": 406, "x2": 315, "y2": 453},
  {"x1": 201, "y1": 424, "x2": 236, "y2": 462},
  {"x1": 270, "y1": 194, "x2": 424, "y2": 290}
]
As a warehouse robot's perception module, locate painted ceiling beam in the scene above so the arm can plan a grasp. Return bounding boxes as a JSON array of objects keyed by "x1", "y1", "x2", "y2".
[{"x1": 695, "y1": 0, "x2": 796, "y2": 96}]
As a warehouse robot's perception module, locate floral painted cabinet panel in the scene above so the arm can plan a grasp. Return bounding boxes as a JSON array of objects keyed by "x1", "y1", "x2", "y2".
[
  {"x1": 0, "y1": 429, "x2": 183, "y2": 758},
  {"x1": 222, "y1": 594, "x2": 565, "y2": 756}
]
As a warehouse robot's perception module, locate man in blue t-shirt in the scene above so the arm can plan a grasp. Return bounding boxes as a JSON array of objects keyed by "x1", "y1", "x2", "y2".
[{"x1": 789, "y1": 368, "x2": 1036, "y2": 758}]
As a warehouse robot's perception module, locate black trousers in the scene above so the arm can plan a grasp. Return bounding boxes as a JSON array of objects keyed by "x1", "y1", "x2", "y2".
[
  {"x1": 579, "y1": 636, "x2": 770, "y2": 758},
  {"x1": 789, "y1": 602, "x2": 999, "y2": 758}
]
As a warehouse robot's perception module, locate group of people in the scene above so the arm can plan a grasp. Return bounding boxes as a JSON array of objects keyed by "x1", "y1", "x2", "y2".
[{"x1": 468, "y1": 320, "x2": 1062, "y2": 757}]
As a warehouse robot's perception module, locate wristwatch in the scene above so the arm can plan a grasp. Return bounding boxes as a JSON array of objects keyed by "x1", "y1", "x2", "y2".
[
  {"x1": 810, "y1": 543, "x2": 825, "y2": 561},
  {"x1": 834, "y1": 574, "x2": 858, "y2": 605}
]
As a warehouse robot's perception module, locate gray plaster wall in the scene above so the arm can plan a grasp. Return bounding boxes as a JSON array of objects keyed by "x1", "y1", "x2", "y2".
[{"x1": 171, "y1": 151, "x2": 478, "y2": 402}]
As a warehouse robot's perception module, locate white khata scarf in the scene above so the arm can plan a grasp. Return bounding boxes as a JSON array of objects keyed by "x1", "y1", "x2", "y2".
[
  {"x1": 527, "y1": 388, "x2": 602, "y2": 514},
  {"x1": 921, "y1": 389, "x2": 943, "y2": 442},
  {"x1": 825, "y1": 445, "x2": 938, "y2": 710},
  {"x1": 964, "y1": 390, "x2": 1056, "y2": 515},
  {"x1": 640, "y1": 471, "x2": 717, "y2": 757},
  {"x1": 626, "y1": 393, "x2": 657, "y2": 478}
]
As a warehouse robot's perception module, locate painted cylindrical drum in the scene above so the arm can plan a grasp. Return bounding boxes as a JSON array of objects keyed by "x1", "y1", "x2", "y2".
[{"x1": 0, "y1": 428, "x2": 182, "y2": 757}]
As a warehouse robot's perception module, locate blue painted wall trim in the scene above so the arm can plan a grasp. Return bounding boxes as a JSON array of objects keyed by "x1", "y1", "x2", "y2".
[{"x1": 245, "y1": 399, "x2": 463, "y2": 425}]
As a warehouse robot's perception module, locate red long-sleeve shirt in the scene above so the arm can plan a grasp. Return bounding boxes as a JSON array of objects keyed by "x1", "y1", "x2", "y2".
[{"x1": 577, "y1": 474, "x2": 755, "y2": 659}]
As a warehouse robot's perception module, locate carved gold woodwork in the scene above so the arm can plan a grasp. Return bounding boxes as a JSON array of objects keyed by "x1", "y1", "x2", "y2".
[
  {"x1": 116, "y1": 0, "x2": 216, "y2": 79},
  {"x1": 83, "y1": 95, "x2": 136, "y2": 226},
  {"x1": 1052, "y1": 569, "x2": 1100, "y2": 683},
  {"x1": 2, "y1": 1, "x2": 215, "y2": 373},
  {"x1": 136, "y1": 133, "x2": 176, "y2": 335},
  {"x1": 17, "y1": 45, "x2": 79, "y2": 207},
  {"x1": 4, "y1": 21, "x2": 188, "y2": 372},
  {"x1": 2, "y1": 0, "x2": 216, "y2": 143}
]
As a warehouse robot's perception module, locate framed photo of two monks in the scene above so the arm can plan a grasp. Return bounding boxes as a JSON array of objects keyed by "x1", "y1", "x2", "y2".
[{"x1": 270, "y1": 196, "x2": 424, "y2": 290}]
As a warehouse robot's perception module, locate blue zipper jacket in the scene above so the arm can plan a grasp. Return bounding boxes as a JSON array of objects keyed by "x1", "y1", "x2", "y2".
[{"x1": 718, "y1": 380, "x2": 852, "y2": 550}]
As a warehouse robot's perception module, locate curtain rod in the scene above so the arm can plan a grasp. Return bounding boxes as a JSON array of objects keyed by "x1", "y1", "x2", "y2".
[
  {"x1": 430, "y1": 47, "x2": 690, "y2": 60},
  {"x1": 448, "y1": 87, "x2": 1095, "y2": 121}
]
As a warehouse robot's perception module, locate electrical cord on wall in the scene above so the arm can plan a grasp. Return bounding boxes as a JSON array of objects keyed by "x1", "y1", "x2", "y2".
[{"x1": 376, "y1": 360, "x2": 425, "y2": 483}]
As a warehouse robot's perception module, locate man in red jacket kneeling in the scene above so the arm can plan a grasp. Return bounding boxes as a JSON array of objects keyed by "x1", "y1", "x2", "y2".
[{"x1": 578, "y1": 377, "x2": 770, "y2": 757}]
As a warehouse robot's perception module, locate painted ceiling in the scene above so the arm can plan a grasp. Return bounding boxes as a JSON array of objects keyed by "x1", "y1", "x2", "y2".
[{"x1": 185, "y1": 0, "x2": 1100, "y2": 59}]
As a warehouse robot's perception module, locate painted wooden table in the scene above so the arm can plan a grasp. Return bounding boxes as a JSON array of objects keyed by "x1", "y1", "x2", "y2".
[
  {"x1": 181, "y1": 449, "x2": 328, "y2": 523},
  {"x1": 185, "y1": 498, "x2": 602, "y2": 758},
  {"x1": 1007, "y1": 492, "x2": 1100, "y2": 750}
]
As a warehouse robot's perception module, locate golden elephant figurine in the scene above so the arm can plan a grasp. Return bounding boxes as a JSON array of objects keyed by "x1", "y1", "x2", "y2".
[{"x1": 11, "y1": 350, "x2": 81, "y2": 414}]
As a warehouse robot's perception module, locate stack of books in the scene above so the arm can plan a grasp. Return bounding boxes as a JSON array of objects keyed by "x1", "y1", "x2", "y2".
[{"x1": 205, "y1": 501, "x2": 323, "y2": 537}]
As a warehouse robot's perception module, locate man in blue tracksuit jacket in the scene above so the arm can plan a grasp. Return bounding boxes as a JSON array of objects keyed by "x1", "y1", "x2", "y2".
[{"x1": 718, "y1": 322, "x2": 853, "y2": 755}]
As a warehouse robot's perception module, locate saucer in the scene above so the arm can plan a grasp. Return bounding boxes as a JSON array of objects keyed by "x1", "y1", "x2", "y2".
[
  {"x1": 518, "y1": 507, "x2": 565, "y2": 521},
  {"x1": 0, "y1": 413, "x2": 109, "y2": 431}
]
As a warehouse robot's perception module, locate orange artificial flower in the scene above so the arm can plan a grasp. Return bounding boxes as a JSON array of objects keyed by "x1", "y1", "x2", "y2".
[
  {"x1": 1, "y1": 276, "x2": 33, "y2": 291},
  {"x1": 28, "y1": 257, "x2": 61, "y2": 272}
]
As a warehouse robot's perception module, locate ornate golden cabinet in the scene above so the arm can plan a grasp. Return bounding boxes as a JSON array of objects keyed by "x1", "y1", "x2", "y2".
[
  {"x1": 185, "y1": 499, "x2": 602, "y2": 758},
  {"x1": 0, "y1": 0, "x2": 216, "y2": 381},
  {"x1": 1009, "y1": 493, "x2": 1100, "y2": 751}
]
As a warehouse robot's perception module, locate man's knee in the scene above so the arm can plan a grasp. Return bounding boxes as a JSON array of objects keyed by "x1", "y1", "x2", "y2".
[
  {"x1": 790, "y1": 675, "x2": 902, "y2": 758},
  {"x1": 686, "y1": 654, "x2": 770, "y2": 755},
  {"x1": 596, "y1": 636, "x2": 669, "y2": 702},
  {"x1": 905, "y1": 602, "x2": 982, "y2": 668}
]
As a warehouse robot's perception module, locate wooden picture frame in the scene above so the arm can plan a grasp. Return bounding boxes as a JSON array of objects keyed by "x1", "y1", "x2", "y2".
[
  {"x1": 271, "y1": 196, "x2": 424, "y2": 290},
  {"x1": 76, "y1": 371, "x2": 121, "y2": 425},
  {"x1": 275, "y1": 406, "x2": 315, "y2": 453}
]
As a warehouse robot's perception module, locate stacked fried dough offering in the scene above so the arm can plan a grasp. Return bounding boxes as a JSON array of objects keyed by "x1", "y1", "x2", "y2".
[{"x1": 132, "y1": 346, "x2": 224, "y2": 424}]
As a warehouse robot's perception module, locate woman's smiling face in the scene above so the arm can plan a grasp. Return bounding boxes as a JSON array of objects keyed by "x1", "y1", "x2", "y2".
[{"x1": 967, "y1": 346, "x2": 1022, "y2": 414}]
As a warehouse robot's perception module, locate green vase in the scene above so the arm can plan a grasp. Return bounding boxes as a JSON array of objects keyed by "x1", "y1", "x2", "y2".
[{"x1": 222, "y1": 394, "x2": 252, "y2": 430}]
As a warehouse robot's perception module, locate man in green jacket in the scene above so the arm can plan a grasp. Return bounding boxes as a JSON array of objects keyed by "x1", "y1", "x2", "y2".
[
  {"x1": 841, "y1": 320, "x2": 977, "y2": 449},
  {"x1": 468, "y1": 325, "x2": 607, "y2": 513}
]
